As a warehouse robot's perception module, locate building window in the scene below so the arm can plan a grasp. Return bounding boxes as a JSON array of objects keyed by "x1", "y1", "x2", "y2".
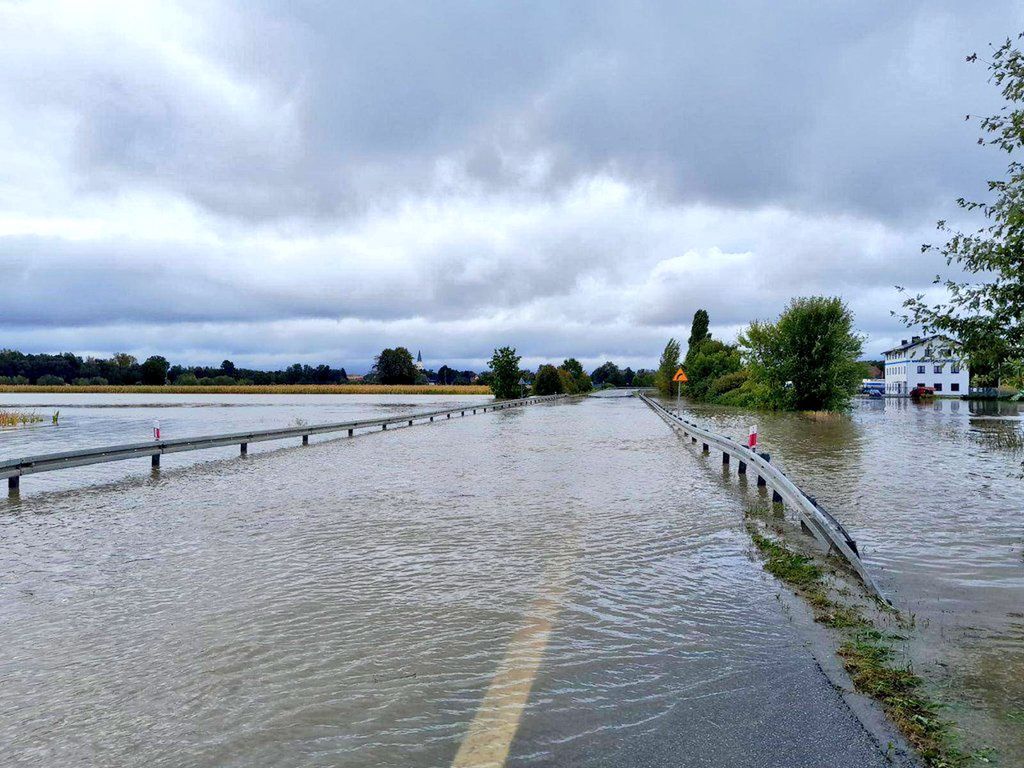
[
  {"x1": 917, "y1": 365, "x2": 925, "y2": 374},
  {"x1": 934, "y1": 364, "x2": 943, "y2": 374},
  {"x1": 934, "y1": 383, "x2": 943, "y2": 392},
  {"x1": 951, "y1": 364, "x2": 960, "y2": 374},
  {"x1": 941, "y1": 348, "x2": 951, "y2": 356},
  {"x1": 917, "y1": 382, "x2": 926, "y2": 388},
  {"x1": 951, "y1": 383, "x2": 960, "y2": 392}
]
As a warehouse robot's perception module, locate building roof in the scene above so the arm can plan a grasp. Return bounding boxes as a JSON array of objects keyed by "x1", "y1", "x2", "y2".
[{"x1": 881, "y1": 334, "x2": 956, "y2": 356}]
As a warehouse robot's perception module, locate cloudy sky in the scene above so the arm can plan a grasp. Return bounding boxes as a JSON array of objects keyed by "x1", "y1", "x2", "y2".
[{"x1": 1, "y1": 1, "x2": 1019, "y2": 373}]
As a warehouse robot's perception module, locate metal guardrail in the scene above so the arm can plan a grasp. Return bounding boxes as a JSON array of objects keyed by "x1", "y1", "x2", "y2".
[
  {"x1": 3, "y1": 394, "x2": 566, "y2": 493},
  {"x1": 638, "y1": 393, "x2": 886, "y2": 601}
]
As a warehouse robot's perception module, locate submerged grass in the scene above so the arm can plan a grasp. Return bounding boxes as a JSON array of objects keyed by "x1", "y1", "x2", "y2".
[
  {"x1": 0, "y1": 384, "x2": 492, "y2": 396},
  {"x1": 0, "y1": 409, "x2": 44, "y2": 427},
  {"x1": 747, "y1": 521, "x2": 979, "y2": 767}
]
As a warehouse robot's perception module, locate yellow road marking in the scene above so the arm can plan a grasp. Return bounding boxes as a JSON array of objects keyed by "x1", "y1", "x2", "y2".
[{"x1": 451, "y1": 568, "x2": 569, "y2": 768}]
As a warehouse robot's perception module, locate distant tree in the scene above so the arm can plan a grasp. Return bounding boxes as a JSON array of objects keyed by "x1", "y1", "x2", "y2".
[
  {"x1": 175, "y1": 372, "x2": 199, "y2": 386},
  {"x1": 221, "y1": 360, "x2": 236, "y2": 376},
  {"x1": 488, "y1": 346, "x2": 522, "y2": 399},
  {"x1": 111, "y1": 352, "x2": 137, "y2": 369},
  {"x1": 740, "y1": 296, "x2": 863, "y2": 411},
  {"x1": 622, "y1": 366, "x2": 635, "y2": 386},
  {"x1": 36, "y1": 374, "x2": 64, "y2": 386},
  {"x1": 633, "y1": 369, "x2": 656, "y2": 387},
  {"x1": 561, "y1": 358, "x2": 592, "y2": 393},
  {"x1": 591, "y1": 361, "x2": 624, "y2": 387},
  {"x1": 437, "y1": 365, "x2": 477, "y2": 386},
  {"x1": 899, "y1": 37, "x2": 1024, "y2": 380},
  {"x1": 533, "y1": 364, "x2": 564, "y2": 395},
  {"x1": 654, "y1": 338, "x2": 682, "y2": 396},
  {"x1": 141, "y1": 355, "x2": 170, "y2": 385},
  {"x1": 686, "y1": 309, "x2": 712, "y2": 359},
  {"x1": 373, "y1": 347, "x2": 417, "y2": 384}
]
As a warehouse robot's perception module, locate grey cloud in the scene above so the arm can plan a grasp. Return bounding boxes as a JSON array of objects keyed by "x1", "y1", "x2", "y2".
[
  {"x1": 0, "y1": 1, "x2": 1015, "y2": 367},
  {"x1": 2, "y1": 1, "x2": 1016, "y2": 222}
]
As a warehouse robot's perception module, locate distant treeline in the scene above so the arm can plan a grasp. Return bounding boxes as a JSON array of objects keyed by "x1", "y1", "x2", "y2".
[
  {"x1": 0, "y1": 346, "x2": 657, "y2": 391},
  {"x1": 0, "y1": 350, "x2": 348, "y2": 386}
]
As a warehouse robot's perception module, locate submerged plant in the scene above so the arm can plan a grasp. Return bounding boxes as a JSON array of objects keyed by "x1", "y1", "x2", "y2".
[{"x1": 0, "y1": 410, "x2": 44, "y2": 427}]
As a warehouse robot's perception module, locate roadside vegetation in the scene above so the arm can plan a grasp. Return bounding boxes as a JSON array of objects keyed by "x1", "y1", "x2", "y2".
[
  {"x1": 746, "y1": 516, "x2": 989, "y2": 767},
  {"x1": 656, "y1": 297, "x2": 866, "y2": 412}
]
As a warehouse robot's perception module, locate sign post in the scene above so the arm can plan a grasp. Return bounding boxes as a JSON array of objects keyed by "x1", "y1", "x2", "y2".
[{"x1": 672, "y1": 368, "x2": 688, "y2": 412}]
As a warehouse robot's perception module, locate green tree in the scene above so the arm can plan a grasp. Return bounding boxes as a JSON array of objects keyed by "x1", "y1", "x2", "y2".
[
  {"x1": 899, "y1": 37, "x2": 1024, "y2": 378},
  {"x1": 532, "y1": 364, "x2": 564, "y2": 396},
  {"x1": 654, "y1": 338, "x2": 682, "y2": 396},
  {"x1": 488, "y1": 346, "x2": 522, "y2": 399},
  {"x1": 686, "y1": 309, "x2": 711, "y2": 359},
  {"x1": 685, "y1": 340, "x2": 742, "y2": 400},
  {"x1": 111, "y1": 352, "x2": 137, "y2": 369},
  {"x1": 633, "y1": 368, "x2": 656, "y2": 387},
  {"x1": 590, "y1": 361, "x2": 624, "y2": 387},
  {"x1": 140, "y1": 355, "x2": 170, "y2": 385},
  {"x1": 374, "y1": 347, "x2": 417, "y2": 384},
  {"x1": 740, "y1": 296, "x2": 863, "y2": 411},
  {"x1": 561, "y1": 358, "x2": 592, "y2": 393}
]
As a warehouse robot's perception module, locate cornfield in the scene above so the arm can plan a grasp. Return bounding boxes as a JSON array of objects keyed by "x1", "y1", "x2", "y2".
[
  {"x1": 0, "y1": 384, "x2": 492, "y2": 396},
  {"x1": 0, "y1": 410, "x2": 44, "y2": 427}
]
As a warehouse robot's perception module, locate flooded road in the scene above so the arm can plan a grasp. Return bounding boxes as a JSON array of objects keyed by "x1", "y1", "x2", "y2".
[
  {"x1": 0, "y1": 393, "x2": 894, "y2": 767},
  {"x1": 673, "y1": 395, "x2": 1024, "y2": 761}
]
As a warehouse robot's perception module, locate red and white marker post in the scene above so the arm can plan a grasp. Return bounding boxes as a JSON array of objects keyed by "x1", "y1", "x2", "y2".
[
  {"x1": 153, "y1": 420, "x2": 161, "y2": 440},
  {"x1": 747, "y1": 424, "x2": 757, "y2": 449}
]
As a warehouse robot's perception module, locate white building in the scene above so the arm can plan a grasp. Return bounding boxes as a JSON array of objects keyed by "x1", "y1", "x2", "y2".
[{"x1": 882, "y1": 335, "x2": 969, "y2": 396}]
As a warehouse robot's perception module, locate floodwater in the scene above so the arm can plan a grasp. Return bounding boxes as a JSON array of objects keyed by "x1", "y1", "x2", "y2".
[
  {"x1": 673, "y1": 395, "x2": 1024, "y2": 761},
  {"x1": 1, "y1": 392, "x2": 896, "y2": 767}
]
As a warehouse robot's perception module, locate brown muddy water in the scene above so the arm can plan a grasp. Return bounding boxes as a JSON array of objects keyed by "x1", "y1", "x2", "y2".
[
  {"x1": 671, "y1": 394, "x2": 1024, "y2": 761},
  {"x1": 0, "y1": 391, "x2": 1021, "y2": 765}
]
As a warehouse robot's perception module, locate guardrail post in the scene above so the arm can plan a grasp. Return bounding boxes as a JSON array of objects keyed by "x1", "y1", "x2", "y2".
[
  {"x1": 408, "y1": 419, "x2": 413, "y2": 426},
  {"x1": 691, "y1": 436, "x2": 696, "y2": 444},
  {"x1": 702, "y1": 442, "x2": 709, "y2": 453},
  {"x1": 8, "y1": 476, "x2": 19, "y2": 492},
  {"x1": 737, "y1": 460, "x2": 746, "y2": 474},
  {"x1": 240, "y1": 443, "x2": 247, "y2": 455},
  {"x1": 757, "y1": 474, "x2": 767, "y2": 487},
  {"x1": 302, "y1": 435, "x2": 309, "y2": 445},
  {"x1": 382, "y1": 424, "x2": 387, "y2": 430},
  {"x1": 772, "y1": 489, "x2": 783, "y2": 504},
  {"x1": 722, "y1": 452, "x2": 729, "y2": 466},
  {"x1": 429, "y1": 416, "x2": 434, "y2": 422},
  {"x1": 151, "y1": 454, "x2": 160, "y2": 468},
  {"x1": 348, "y1": 428, "x2": 354, "y2": 437}
]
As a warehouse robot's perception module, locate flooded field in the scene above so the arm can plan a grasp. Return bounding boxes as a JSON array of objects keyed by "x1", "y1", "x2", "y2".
[
  {"x1": 673, "y1": 395, "x2": 1024, "y2": 761},
  {"x1": 0, "y1": 391, "x2": 1020, "y2": 765}
]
